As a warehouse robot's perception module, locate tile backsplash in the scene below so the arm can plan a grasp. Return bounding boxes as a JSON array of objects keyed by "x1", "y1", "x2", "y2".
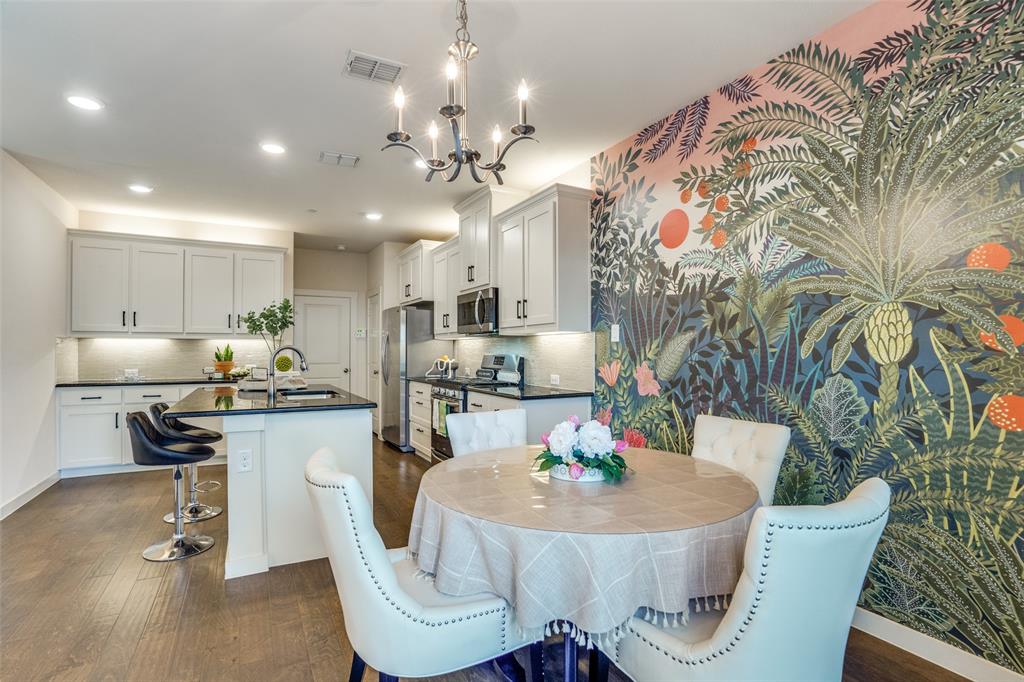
[
  {"x1": 455, "y1": 333, "x2": 595, "y2": 391},
  {"x1": 65, "y1": 338, "x2": 273, "y2": 381}
]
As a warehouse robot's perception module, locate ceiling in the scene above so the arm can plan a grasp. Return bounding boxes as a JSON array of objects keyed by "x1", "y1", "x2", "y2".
[{"x1": 2, "y1": 0, "x2": 873, "y2": 252}]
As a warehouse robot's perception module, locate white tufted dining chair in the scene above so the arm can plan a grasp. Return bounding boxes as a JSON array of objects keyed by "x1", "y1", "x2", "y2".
[
  {"x1": 446, "y1": 409, "x2": 528, "y2": 457},
  {"x1": 595, "y1": 478, "x2": 891, "y2": 682},
  {"x1": 305, "y1": 447, "x2": 536, "y2": 680},
  {"x1": 692, "y1": 414, "x2": 790, "y2": 504}
]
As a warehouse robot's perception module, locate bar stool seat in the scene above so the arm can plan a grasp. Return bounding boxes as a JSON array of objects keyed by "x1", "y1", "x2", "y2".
[
  {"x1": 150, "y1": 403, "x2": 223, "y2": 523},
  {"x1": 127, "y1": 412, "x2": 216, "y2": 562}
]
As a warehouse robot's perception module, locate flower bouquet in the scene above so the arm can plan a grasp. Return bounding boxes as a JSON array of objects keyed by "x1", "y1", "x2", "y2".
[{"x1": 535, "y1": 415, "x2": 629, "y2": 483}]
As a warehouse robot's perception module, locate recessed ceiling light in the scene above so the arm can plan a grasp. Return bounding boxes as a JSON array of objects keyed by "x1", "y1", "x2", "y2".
[
  {"x1": 260, "y1": 142, "x2": 286, "y2": 154},
  {"x1": 336, "y1": 244, "x2": 347, "y2": 251},
  {"x1": 128, "y1": 184, "x2": 154, "y2": 194},
  {"x1": 365, "y1": 212, "x2": 383, "y2": 221},
  {"x1": 66, "y1": 95, "x2": 105, "y2": 111}
]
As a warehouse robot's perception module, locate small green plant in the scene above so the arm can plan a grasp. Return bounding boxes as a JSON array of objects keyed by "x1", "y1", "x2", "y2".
[
  {"x1": 214, "y1": 344, "x2": 233, "y2": 362},
  {"x1": 243, "y1": 299, "x2": 295, "y2": 355}
]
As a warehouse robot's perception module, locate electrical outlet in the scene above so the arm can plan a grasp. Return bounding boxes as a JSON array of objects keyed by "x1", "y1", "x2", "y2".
[
  {"x1": 237, "y1": 449, "x2": 253, "y2": 473},
  {"x1": 550, "y1": 374, "x2": 560, "y2": 386},
  {"x1": 611, "y1": 324, "x2": 620, "y2": 344}
]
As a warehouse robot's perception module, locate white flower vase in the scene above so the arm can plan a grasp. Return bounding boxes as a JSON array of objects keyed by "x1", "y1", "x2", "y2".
[{"x1": 549, "y1": 463, "x2": 605, "y2": 483}]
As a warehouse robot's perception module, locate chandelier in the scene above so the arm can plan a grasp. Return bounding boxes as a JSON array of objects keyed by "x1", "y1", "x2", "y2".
[{"x1": 381, "y1": 0, "x2": 536, "y2": 185}]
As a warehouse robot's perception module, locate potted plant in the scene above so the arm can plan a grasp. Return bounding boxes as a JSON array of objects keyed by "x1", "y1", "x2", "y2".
[
  {"x1": 242, "y1": 299, "x2": 295, "y2": 371},
  {"x1": 535, "y1": 415, "x2": 630, "y2": 482},
  {"x1": 213, "y1": 344, "x2": 235, "y2": 374}
]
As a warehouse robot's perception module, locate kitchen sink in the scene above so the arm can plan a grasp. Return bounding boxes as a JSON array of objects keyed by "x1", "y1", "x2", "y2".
[{"x1": 279, "y1": 388, "x2": 340, "y2": 401}]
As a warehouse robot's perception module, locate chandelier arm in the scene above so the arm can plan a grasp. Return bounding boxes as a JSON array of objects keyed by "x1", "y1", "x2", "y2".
[
  {"x1": 468, "y1": 161, "x2": 486, "y2": 184},
  {"x1": 475, "y1": 135, "x2": 537, "y2": 171},
  {"x1": 492, "y1": 169, "x2": 505, "y2": 186},
  {"x1": 380, "y1": 141, "x2": 433, "y2": 166},
  {"x1": 445, "y1": 158, "x2": 464, "y2": 182},
  {"x1": 448, "y1": 117, "x2": 466, "y2": 163}
]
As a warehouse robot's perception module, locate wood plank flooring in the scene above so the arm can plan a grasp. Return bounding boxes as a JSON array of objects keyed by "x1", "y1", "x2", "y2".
[{"x1": 1, "y1": 439, "x2": 966, "y2": 681}]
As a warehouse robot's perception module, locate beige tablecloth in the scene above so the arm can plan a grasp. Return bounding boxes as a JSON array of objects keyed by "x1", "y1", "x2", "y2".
[{"x1": 408, "y1": 446, "x2": 759, "y2": 642}]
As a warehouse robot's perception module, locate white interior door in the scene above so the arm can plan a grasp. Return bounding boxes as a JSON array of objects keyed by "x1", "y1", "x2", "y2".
[
  {"x1": 294, "y1": 295, "x2": 352, "y2": 393},
  {"x1": 367, "y1": 293, "x2": 381, "y2": 433}
]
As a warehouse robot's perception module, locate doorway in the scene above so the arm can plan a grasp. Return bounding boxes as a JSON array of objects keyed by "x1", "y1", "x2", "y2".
[{"x1": 294, "y1": 293, "x2": 355, "y2": 394}]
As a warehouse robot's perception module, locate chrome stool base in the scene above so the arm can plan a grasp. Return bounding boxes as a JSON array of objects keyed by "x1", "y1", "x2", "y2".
[
  {"x1": 143, "y1": 534, "x2": 215, "y2": 562},
  {"x1": 163, "y1": 503, "x2": 222, "y2": 524}
]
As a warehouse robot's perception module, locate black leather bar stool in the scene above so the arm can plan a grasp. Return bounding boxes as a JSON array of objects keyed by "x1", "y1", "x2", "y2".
[
  {"x1": 127, "y1": 412, "x2": 216, "y2": 561},
  {"x1": 150, "y1": 403, "x2": 223, "y2": 524}
]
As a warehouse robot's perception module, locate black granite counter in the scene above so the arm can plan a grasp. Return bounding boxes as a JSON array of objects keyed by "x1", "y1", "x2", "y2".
[
  {"x1": 57, "y1": 377, "x2": 237, "y2": 388},
  {"x1": 465, "y1": 384, "x2": 594, "y2": 401},
  {"x1": 164, "y1": 384, "x2": 376, "y2": 418}
]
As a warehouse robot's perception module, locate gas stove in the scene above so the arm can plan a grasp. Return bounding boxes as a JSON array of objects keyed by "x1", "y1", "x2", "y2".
[{"x1": 428, "y1": 376, "x2": 511, "y2": 401}]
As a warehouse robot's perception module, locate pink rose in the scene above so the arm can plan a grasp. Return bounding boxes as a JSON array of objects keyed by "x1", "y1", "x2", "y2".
[
  {"x1": 569, "y1": 463, "x2": 585, "y2": 480},
  {"x1": 614, "y1": 439, "x2": 627, "y2": 453},
  {"x1": 541, "y1": 432, "x2": 550, "y2": 446},
  {"x1": 568, "y1": 415, "x2": 581, "y2": 427},
  {"x1": 595, "y1": 407, "x2": 612, "y2": 426},
  {"x1": 634, "y1": 362, "x2": 660, "y2": 397}
]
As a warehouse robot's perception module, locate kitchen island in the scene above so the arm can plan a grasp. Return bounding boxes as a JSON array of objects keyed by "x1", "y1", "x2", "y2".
[{"x1": 165, "y1": 384, "x2": 376, "y2": 579}]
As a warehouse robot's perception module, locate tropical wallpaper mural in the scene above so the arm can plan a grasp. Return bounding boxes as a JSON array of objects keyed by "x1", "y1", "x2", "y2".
[{"x1": 590, "y1": 0, "x2": 1024, "y2": 672}]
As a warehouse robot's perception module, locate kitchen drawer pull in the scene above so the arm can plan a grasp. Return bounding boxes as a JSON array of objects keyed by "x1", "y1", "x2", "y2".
[
  {"x1": 415, "y1": 400, "x2": 425, "y2": 406},
  {"x1": 81, "y1": 395, "x2": 102, "y2": 400},
  {"x1": 142, "y1": 394, "x2": 161, "y2": 398},
  {"x1": 415, "y1": 427, "x2": 426, "y2": 433},
  {"x1": 470, "y1": 402, "x2": 483, "y2": 408}
]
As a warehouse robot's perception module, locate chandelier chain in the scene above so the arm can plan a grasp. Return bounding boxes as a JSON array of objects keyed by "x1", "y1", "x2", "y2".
[{"x1": 455, "y1": 0, "x2": 470, "y2": 43}]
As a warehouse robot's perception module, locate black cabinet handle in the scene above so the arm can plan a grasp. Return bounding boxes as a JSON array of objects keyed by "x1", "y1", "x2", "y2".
[
  {"x1": 133, "y1": 311, "x2": 137, "y2": 327},
  {"x1": 516, "y1": 300, "x2": 522, "y2": 319},
  {"x1": 142, "y1": 394, "x2": 161, "y2": 398},
  {"x1": 115, "y1": 412, "x2": 119, "y2": 429},
  {"x1": 81, "y1": 396, "x2": 102, "y2": 400},
  {"x1": 228, "y1": 313, "x2": 232, "y2": 328},
  {"x1": 415, "y1": 427, "x2": 425, "y2": 434},
  {"x1": 237, "y1": 314, "x2": 241, "y2": 329},
  {"x1": 523, "y1": 299, "x2": 528, "y2": 318},
  {"x1": 122, "y1": 310, "x2": 127, "y2": 327},
  {"x1": 470, "y1": 402, "x2": 483, "y2": 408},
  {"x1": 415, "y1": 400, "x2": 425, "y2": 406}
]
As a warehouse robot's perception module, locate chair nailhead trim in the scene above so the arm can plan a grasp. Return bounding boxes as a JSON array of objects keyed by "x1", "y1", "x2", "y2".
[
  {"x1": 617, "y1": 507, "x2": 889, "y2": 668},
  {"x1": 306, "y1": 476, "x2": 508, "y2": 634}
]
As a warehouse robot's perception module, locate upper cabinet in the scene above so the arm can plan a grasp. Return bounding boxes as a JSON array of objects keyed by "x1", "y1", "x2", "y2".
[
  {"x1": 495, "y1": 184, "x2": 591, "y2": 335},
  {"x1": 454, "y1": 186, "x2": 528, "y2": 294},
  {"x1": 69, "y1": 232, "x2": 285, "y2": 338},
  {"x1": 398, "y1": 240, "x2": 441, "y2": 305},
  {"x1": 431, "y1": 239, "x2": 461, "y2": 338}
]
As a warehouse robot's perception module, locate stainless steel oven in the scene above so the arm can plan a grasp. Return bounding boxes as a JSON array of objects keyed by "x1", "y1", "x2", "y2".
[
  {"x1": 430, "y1": 384, "x2": 462, "y2": 463},
  {"x1": 457, "y1": 287, "x2": 498, "y2": 335}
]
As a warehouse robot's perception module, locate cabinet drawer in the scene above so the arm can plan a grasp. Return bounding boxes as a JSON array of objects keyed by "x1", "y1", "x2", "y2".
[
  {"x1": 466, "y1": 392, "x2": 519, "y2": 412},
  {"x1": 409, "y1": 382, "x2": 431, "y2": 400},
  {"x1": 59, "y1": 388, "x2": 122, "y2": 406},
  {"x1": 409, "y1": 417, "x2": 432, "y2": 453},
  {"x1": 123, "y1": 386, "x2": 181, "y2": 404},
  {"x1": 410, "y1": 394, "x2": 431, "y2": 423}
]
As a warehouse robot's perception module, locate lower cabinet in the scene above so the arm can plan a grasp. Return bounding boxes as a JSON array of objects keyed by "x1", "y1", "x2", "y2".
[
  {"x1": 408, "y1": 381, "x2": 433, "y2": 461},
  {"x1": 466, "y1": 392, "x2": 592, "y2": 444}
]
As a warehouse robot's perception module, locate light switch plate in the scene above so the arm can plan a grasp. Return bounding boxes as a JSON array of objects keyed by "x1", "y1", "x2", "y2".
[
  {"x1": 354, "y1": 328, "x2": 367, "y2": 338},
  {"x1": 550, "y1": 374, "x2": 560, "y2": 386},
  {"x1": 611, "y1": 324, "x2": 620, "y2": 344}
]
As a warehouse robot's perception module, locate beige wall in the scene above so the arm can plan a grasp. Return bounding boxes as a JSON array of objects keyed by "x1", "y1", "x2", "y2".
[
  {"x1": 455, "y1": 333, "x2": 595, "y2": 392},
  {"x1": 1, "y1": 152, "x2": 78, "y2": 514}
]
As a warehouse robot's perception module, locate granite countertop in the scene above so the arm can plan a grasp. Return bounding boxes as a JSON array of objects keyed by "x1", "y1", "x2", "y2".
[
  {"x1": 165, "y1": 383, "x2": 376, "y2": 418},
  {"x1": 465, "y1": 384, "x2": 595, "y2": 401},
  {"x1": 56, "y1": 377, "x2": 238, "y2": 388}
]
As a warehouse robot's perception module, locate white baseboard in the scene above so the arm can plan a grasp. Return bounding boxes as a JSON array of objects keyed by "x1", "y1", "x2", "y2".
[
  {"x1": 0, "y1": 472, "x2": 61, "y2": 520},
  {"x1": 59, "y1": 454, "x2": 227, "y2": 479},
  {"x1": 853, "y1": 607, "x2": 1023, "y2": 681}
]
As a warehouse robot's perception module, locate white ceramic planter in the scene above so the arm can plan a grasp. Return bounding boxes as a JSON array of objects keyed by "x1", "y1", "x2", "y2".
[{"x1": 548, "y1": 463, "x2": 605, "y2": 483}]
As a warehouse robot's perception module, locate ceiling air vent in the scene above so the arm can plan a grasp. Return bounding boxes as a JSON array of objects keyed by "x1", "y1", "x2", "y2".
[
  {"x1": 318, "y1": 151, "x2": 360, "y2": 167},
  {"x1": 345, "y1": 50, "x2": 405, "y2": 85}
]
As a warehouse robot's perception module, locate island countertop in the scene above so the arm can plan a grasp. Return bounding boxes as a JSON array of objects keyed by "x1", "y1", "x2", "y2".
[{"x1": 164, "y1": 384, "x2": 376, "y2": 418}]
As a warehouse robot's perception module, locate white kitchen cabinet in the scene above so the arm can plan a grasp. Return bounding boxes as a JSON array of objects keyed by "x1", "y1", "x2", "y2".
[
  {"x1": 121, "y1": 386, "x2": 181, "y2": 464},
  {"x1": 70, "y1": 237, "x2": 131, "y2": 333},
  {"x1": 235, "y1": 251, "x2": 284, "y2": 330},
  {"x1": 431, "y1": 240, "x2": 460, "y2": 337},
  {"x1": 185, "y1": 247, "x2": 235, "y2": 334},
  {"x1": 495, "y1": 184, "x2": 591, "y2": 335},
  {"x1": 130, "y1": 243, "x2": 184, "y2": 333},
  {"x1": 60, "y1": 403, "x2": 123, "y2": 468},
  {"x1": 454, "y1": 187, "x2": 528, "y2": 294},
  {"x1": 398, "y1": 240, "x2": 441, "y2": 305},
  {"x1": 466, "y1": 390, "x2": 592, "y2": 444}
]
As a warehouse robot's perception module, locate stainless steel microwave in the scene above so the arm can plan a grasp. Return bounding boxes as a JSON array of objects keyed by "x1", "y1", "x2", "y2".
[{"x1": 457, "y1": 288, "x2": 499, "y2": 335}]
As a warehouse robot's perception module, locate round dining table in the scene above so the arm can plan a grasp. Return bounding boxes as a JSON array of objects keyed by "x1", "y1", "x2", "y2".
[{"x1": 408, "y1": 445, "x2": 761, "y2": 681}]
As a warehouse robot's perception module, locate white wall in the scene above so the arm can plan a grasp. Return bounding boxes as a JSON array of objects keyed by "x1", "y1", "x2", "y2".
[
  {"x1": 294, "y1": 248, "x2": 369, "y2": 398},
  {"x1": 1, "y1": 152, "x2": 78, "y2": 515}
]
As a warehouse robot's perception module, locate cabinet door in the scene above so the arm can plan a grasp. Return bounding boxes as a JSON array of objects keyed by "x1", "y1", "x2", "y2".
[
  {"x1": 130, "y1": 243, "x2": 184, "y2": 333},
  {"x1": 408, "y1": 251, "x2": 423, "y2": 301},
  {"x1": 60, "y1": 405, "x2": 123, "y2": 468},
  {"x1": 446, "y1": 248, "x2": 461, "y2": 332},
  {"x1": 70, "y1": 238, "x2": 130, "y2": 333},
  {"x1": 184, "y1": 247, "x2": 235, "y2": 334},
  {"x1": 235, "y1": 251, "x2": 283, "y2": 332},
  {"x1": 497, "y1": 215, "x2": 525, "y2": 329},
  {"x1": 399, "y1": 257, "x2": 412, "y2": 301},
  {"x1": 458, "y1": 212, "x2": 475, "y2": 290},
  {"x1": 432, "y1": 251, "x2": 448, "y2": 336},
  {"x1": 524, "y1": 200, "x2": 557, "y2": 327},
  {"x1": 472, "y1": 201, "x2": 491, "y2": 287}
]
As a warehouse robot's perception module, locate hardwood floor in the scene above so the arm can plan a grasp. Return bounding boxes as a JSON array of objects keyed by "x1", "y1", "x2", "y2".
[{"x1": 0, "y1": 439, "x2": 965, "y2": 682}]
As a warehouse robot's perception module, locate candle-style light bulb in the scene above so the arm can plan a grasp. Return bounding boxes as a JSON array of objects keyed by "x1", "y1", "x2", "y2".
[
  {"x1": 491, "y1": 124, "x2": 502, "y2": 159},
  {"x1": 393, "y1": 86, "x2": 405, "y2": 132},
  {"x1": 428, "y1": 121, "x2": 439, "y2": 160},
  {"x1": 517, "y1": 79, "x2": 529, "y2": 127},
  {"x1": 446, "y1": 57, "x2": 458, "y2": 106}
]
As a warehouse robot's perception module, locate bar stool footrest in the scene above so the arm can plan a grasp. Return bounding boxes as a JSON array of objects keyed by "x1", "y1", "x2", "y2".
[{"x1": 193, "y1": 480, "x2": 222, "y2": 493}]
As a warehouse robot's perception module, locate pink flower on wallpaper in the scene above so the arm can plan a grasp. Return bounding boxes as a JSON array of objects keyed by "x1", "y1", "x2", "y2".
[
  {"x1": 598, "y1": 360, "x2": 621, "y2": 387},
  {"x1": 595, "y1": 407, "x2": 612, "y2": 426},
  {"x1": 634, "y1": 362, "x2": 660, "y2": 397},
  {"x1": 623, "y1": 428, "x2": 646, "y2": 449}
]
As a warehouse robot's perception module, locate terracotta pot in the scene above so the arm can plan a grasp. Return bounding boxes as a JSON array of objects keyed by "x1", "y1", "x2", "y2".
[{"x1": 214, "y1": 361, "x2": 235, "y2": 374}]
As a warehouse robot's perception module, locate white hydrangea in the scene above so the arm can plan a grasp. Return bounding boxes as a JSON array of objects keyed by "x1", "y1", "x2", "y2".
[
  {"x1": 577, "y1": 420, "x2": 615, "y2": 458},
  {"x1": 547, "y1": 420, "x2": 579, "y2": 460}
]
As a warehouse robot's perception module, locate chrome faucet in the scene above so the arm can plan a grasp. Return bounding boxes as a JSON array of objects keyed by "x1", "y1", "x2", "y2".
[{"x1": 268, "y1": 345, "x2": 309, "y2": 401}]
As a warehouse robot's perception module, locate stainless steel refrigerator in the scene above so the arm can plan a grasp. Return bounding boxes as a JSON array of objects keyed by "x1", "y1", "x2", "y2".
[{"x1": 381, "y1": 304, "x2": 453, "y2": 451}]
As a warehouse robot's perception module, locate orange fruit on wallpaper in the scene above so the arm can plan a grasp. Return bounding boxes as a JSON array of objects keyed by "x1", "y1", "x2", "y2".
[
  {"x1": 679, "y1": 188, "x2": 692, "y2": 203},
  {"x1": 966, "y1": 243, "x2": 1012, "y2": 271},
  {"x1": 658, "y1": 209, "x2": 689, "y2": 249},
  {"x1": 715, "y1": 195, "x2": 729, "y2": 212},
  {"x1": 734, "y1": 160, "x2": 752, "y2": 178},
  {"x1": 740, "y1": 137, "x2": 758, "y2": 153},
  {"x1": 700, "y1": 213, "x2": 716, "y2": 230},
  {"x1": 697, "y1": 180, "x2": 710, "y2": 199},
  {"x1": 988, "y1": 394, "x2": 1024, "y2": 432},
  {"x1": 711, "y1": 228, "x2": 727, "y2": 249},
  {"x1": 979, "y1": 315, "x2": 1024, "y2": 351}
]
